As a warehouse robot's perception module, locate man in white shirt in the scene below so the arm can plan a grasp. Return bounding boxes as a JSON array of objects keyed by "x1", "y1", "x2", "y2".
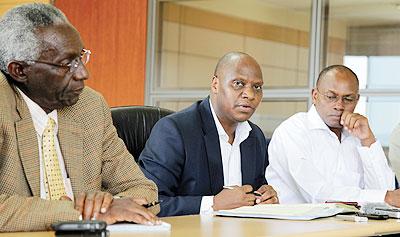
[
  {"x1": 266, "y1": 65, "x2": 400, "y2": 206},
  {"x1": 389, "y1": 123, "x2": 400, "y2": 179},
  {"x1": 139, "y1": 52, "x2": 279, "y2": 216}
]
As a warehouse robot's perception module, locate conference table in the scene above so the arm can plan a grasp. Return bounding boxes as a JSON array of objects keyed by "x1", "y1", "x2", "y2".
[{"x1": 2, "y1": 215, "x2": 400, "y2": 236}]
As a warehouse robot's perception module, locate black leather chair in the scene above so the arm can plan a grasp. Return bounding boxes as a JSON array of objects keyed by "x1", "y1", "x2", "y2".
[{"x1": 111, "y1": 105, "x2": 174, "y2": 161}]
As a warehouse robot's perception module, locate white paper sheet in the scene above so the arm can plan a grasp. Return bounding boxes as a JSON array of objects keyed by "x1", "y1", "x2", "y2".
[{"x1": 107, "y1": 221, "x2": 171, "y2": 233}]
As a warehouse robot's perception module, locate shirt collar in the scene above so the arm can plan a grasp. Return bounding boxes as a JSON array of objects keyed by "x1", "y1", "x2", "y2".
[
  {"x1": 17, "y1": 87, "x2": 58, "y2": 136},
  {"x1": 307, "y1": 104, "x2": 350, "y2": 139},
  {"x1": 209, "y1": 98, "x2": 252, "y2": 144}
]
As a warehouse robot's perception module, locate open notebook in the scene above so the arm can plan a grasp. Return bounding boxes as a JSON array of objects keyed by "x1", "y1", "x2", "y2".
[{"x1": 214, "y1": 203, "x2": 359, "y2": 220}]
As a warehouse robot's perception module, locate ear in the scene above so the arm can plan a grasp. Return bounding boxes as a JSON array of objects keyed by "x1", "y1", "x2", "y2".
[
  {"x1": 211, "y1": 76, "x2": 219, "y2": 94},
  {"x1": 7, "y1": 61, "x2": 29, "y2": 84},
  {"x1": 311, "y1": 88, "x2": 318, "y2": 105}
]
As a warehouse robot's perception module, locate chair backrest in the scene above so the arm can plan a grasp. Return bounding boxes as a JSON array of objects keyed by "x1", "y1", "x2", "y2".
[{"x1": 111, "y1": 105, "x2": 174, "y2": 161}]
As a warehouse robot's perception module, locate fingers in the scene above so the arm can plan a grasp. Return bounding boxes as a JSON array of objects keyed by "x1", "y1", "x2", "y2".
[
  {"x1": 241, "y1": 186, "x2": 256, "y2": 206},
  {"x1": 114, "y1": 199, "x2": 159, "y2": 225},
  {"x1": 256, "y1": 185, "x2": 279, "y2": 204},
  {"x1": 123, "y1": 210, "x2": 159, "y2": 225},
  {"x1": 263, "y1": 196, "x2": 279, "y2": 204},
  {"x1": 132, "y1": 198, "x2": 148, "y2": 205},
  {"x1": 75, "y1": 192, "x2": 86, "y2": 217},
  {"x1": 128, "y1": 203, "x2": 158, "y2": 223},
  {"x1": 59, "y1": 195, "x2": 72, "y2": 201},
  {"x1": 241, "y1": 185, "x2": 253, "y2": 193},
  {"x1": 83, "y1": 192, "x2": 96, "y2": 220},
  {"x1": 96, "y1": 192, "x2": 113, "y2": 217},
  {"x1": 75, "y1": 191, "x2": 114, "y2": 220},
  {"x1": 340, "y1": 112, "x2": 366, "y2": 131}
]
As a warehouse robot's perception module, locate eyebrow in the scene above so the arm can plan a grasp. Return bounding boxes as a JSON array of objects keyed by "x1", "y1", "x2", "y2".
[{"x1": 326, "y1": 90, "x2": 357, "y2": 96}]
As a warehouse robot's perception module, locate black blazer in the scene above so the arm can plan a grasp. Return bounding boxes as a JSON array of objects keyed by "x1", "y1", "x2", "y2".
[{"x1": 138, "y1": 98, "x2": 269, "y2": 217}]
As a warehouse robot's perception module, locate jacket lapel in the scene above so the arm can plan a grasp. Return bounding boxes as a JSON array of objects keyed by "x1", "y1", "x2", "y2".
[
  {"x1": 199, "y1": 99, "x2": 224, "y2": 194},
  {"x1": 240, "y1": 134, "x2": 257, "y2": 186},
  {"x1": 57, "y1": 111, "x2": 83, "y2": 196},
  {"x1": 14, "y1": 91, "x2": 41, "y2": 197}
]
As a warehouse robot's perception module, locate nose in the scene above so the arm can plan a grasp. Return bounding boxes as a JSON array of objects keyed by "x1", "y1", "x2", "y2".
[
  {"x1": 242, "y1": 86, "x2": 255, "y2": 100},
  {"x1": 333, "y1": 97, "x2": 345, "y2": 111},
  {"x1": 72, "y1": 62, "x2": 89, "y2": 81}
]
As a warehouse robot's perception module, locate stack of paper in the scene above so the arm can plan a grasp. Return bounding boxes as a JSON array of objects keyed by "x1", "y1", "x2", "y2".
[
  {"x1": 107, "y1": 221, "x2": 171, "y2": 233},
  {"x1": 214, "y1": 203, "x2": 359, "y2": 220}
]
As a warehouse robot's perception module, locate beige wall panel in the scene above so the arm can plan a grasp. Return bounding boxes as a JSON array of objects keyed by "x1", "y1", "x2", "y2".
[
  {"x1": 180, "y1": 25, "x2": 244, "y2": 58},
  {"x1": 157, "y1": 101, "x2": 180, "y2": 112},
  {"x1": 159, "y1": 51, "x2": 179, "y2": 88},
  {"x1": 178, "y1": 0, "x2": 311, "y2": 32},
  {"x1": 158, "y1": 100, "x2": 197, "y2": 112},
  {"x1": 297, "y1": 71, "x2": 309, "y2": 87},
  {"x1": 252, "y1": 101, "x2": 307, "y2": 136},
  {"x1": 327, "y1": 53, "x2": 344, "y2": 66},
  {"x1": 163, "y1": 2, "x2": 343, "y2": 54},
  {"x1": 262, "y1": 66, "x2": 297, "y2": 88},
  {"x1": 246, "y1": 37, "x2": 298, "y2": 69},
  {"x1": 296, "y1": 101, "x2": 308, "y2": 112},
  {"x1": 162, "y1": 21, "x2": 180, "y2": 51},
  {"x1": 298, "y1": 47, "x2": 309, "y2": 71},
  {"x1": 178, "y1": 54, "x2": 216, "y2": 88}
]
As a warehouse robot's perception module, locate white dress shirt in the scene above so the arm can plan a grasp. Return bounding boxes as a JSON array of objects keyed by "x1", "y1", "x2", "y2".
[
  {"x1": 17, "y1": 88, "x2": 74, "y2": 200},
  {"x1": 266, "y1": 105, "x2": 395, "y2": 204},
  {"x1": 389, "y1": 123, "x2": 400, "y2": 179},
  {"x1": 199, "y1": 99, "x2": 252, "y2": 214}
]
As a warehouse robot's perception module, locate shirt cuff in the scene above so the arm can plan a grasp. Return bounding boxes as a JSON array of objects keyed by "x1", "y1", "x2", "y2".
[
  {"x1": 357, "y1": 140, "x2": 387, "y2": 167},
  {"x1": 200, "y1": 196, "x2": 214, "y2": 215},
  {"x1": 359, "y1": 189, "x2": 387, "y2": 203}
]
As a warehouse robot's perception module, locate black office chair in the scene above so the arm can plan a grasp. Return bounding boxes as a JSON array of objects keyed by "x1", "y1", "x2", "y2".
[{"x1": 111, "y1": 105, "x2": 174, "y2": 161}]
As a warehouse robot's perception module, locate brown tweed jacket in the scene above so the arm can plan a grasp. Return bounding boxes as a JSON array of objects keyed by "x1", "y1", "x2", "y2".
[{"x1": 0, "y1": 74, "x2": 159, "y2": 232}]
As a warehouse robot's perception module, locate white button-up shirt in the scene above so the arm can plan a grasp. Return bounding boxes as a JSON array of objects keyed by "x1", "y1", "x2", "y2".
[
  {"x1": 18, "y1": 88, "x2": 74, "y2": 200},
  {"x1": 200, "y1": 99, "x2": 252, "y2": 214},
  {"x1": 266, "y1": 105, "x2": 395, "y2": 204}
]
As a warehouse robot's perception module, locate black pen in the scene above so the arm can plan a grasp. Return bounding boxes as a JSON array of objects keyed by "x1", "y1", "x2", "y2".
[{"x1": 142, "y1": 200, "x2": 163, "y2": 208}]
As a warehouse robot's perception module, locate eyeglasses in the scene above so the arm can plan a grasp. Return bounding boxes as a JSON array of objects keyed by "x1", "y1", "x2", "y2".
[
  {"x1": 316, "y1": 88, "x2": 359, "y2": 105},
  {"x1": 26, "y1": 49, "x2": 91, "y2": 73}
]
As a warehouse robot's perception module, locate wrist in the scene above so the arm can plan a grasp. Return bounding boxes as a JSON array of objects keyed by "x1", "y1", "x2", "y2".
[
  {"x1": 385, "y1": 191, "x2": 393, "y2": 205},
  {"x1": 361, "y1": 136, "x2": 376, "y2": 147},
  {"x1": 212, "y1": 196, "x2": 218, "y2": 211}
]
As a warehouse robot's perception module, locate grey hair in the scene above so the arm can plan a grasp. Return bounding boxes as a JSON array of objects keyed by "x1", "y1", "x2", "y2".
[{"x1": 0, "y1": 3, "x2": 70, "y2": 73}]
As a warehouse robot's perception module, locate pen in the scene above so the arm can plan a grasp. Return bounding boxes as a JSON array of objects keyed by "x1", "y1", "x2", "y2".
[
  {"x1": 142, "y1": 200, "x2": 163, "y2": 208},
  {"x1": 223, "y1": 186, "x2": 262, "y2": 196},
  {"x1": 246, "y1": 191, "x2": 262, "y2": 197},
  {"x1": 325, "y1": 201, "x2": 359, "y2": 208},
  {"x1": 336, "y1": 214, "x2": 368, "y2": 222}
]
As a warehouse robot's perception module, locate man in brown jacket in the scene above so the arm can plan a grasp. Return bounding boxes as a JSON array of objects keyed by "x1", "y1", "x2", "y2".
[{"x1": 0, "y1": 3, "x2": 159, "y2": 232}]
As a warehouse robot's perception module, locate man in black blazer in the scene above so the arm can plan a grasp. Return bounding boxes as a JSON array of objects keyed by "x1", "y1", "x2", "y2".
[{"x1": 139, "y1": 52, "x2": 278, "y2": 217}]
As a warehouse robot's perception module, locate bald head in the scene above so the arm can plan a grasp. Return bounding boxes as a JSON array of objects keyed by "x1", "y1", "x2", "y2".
[
  {"x1": 213, "y1": 52, "x2": 262, "y2": 79},
  {"x1": 316, "y1": 65, "x2": 359, "y2": 88}
]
